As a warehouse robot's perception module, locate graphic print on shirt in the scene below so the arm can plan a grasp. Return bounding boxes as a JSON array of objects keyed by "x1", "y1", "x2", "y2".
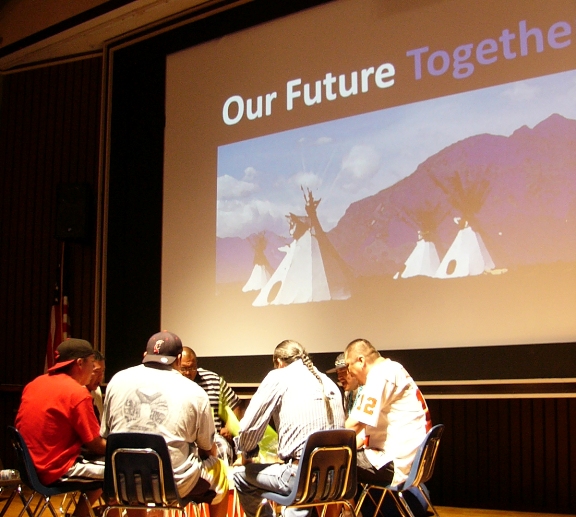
[{"x1": 122, "y1": 388, "x2": 169, "y2": 431}]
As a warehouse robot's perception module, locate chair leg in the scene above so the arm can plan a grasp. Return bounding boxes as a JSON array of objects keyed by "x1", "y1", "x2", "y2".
[
  {"x1": 395, "y1": 493, "x2": 416, "y2": 517},
  {"x1": 16, "y1": 489, "x2": 41, "y2": 517},
  {"x1": 231, "y1": 490, "x2": 244, "y2": 517},
  {"x1": 370, "y1": 490, "x2": 388, "y2": 517},
  {"x1": 254, "y1": 499, "x2": 278, "y2": 517},
  {"x1": 0, "y1": 487, "x2": 18, "y2": 517},
  {"x1": 354, "y1": 485, "x2": 389, "y2": 517},
  {"x1": 415, "y1": 487, "x2": 438, "y2": 517},
  {"x1": 0, "y1": 485, "x2": 35, "y2": 517},
  {"x1": 341, "y1": 500, "x2": 356, "y2": 517},
  {"x1": 59, "y1": 494, "x2": 69, "y2": 515},
  {"x1": 338, "y1": 499, "x2": 362, "y2": 517},
  {"x1": 353, "y1": 485, "x2": 370, "y2": 514},
  {"x1": 17, "y1": 487, "x2": 37, "y2": 517},
  {"x1": 29, "y1": 495, "x2": 60, "y2": 517},
  {"x1": 61, "y1": 492, "x2": 82, "y2": 516},
  {"x1": 79, "y1": 492, "x2": 99, "y2": 517}
]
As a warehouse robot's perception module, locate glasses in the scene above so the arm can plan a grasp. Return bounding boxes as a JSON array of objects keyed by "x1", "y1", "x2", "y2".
[{"x1": 180, "y1": 367, "x2": 197, "y2": 374}]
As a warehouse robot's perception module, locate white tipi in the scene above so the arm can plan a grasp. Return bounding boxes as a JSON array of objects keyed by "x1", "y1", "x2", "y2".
[
  {"x1": 432, "y1": 172, "x2": 495, "y2": 278},
  {"x1": 398, "y1": 230, "x2": 441, "y2": 278},
  {"x1": 435, "y1": 219, "x2": 494, "y2": 278},
  {"x1": 394, "y1": 204, "x2": 444, "y2": 279},
  {"x1": 253, "y1": 190, "x2": 351, "y2": 306},
  {"x1": 242, "y1": 233, "x2": 273, "y2": 292}
]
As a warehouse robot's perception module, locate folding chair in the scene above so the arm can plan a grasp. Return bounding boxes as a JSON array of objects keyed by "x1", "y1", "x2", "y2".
[
  {"x1": 7, "y1": 426, "x2": 102, "y2": 517},
  {"x1": 101, "y1": 432, "x2": 215, "y2": 517},
  {"x1": 255, "y1": 428, "x2": 357, "y2": 517},
  {"x1": 355, "y1": 424, "x2": 445, "y2": 517}
]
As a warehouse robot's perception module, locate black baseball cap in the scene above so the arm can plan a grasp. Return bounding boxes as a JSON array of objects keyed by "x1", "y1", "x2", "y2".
[
  {"x1": 48, "y1": 339, "x2": 95, "y2": 372},
  {"x1": 143, "y1": 331, "x2": 183, "y2": 365}
]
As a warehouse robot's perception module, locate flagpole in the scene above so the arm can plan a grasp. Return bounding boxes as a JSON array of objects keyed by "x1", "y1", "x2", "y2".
[
  {"x1": 60, "y1": 241, "x2": 65, "y2": 339},
  {"x1": 60, "y1": 241, "x2": 69, "y2": 341},
  {"x1": 59, "y1": 241, "x2": 65, "y2": 303},
  {"x1": 45, "y1": 242, "x2": 69, "y2": 372}
]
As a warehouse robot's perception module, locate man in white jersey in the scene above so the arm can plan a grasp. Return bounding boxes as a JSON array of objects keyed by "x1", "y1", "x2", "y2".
[{"x1": 344, "y1": 338, "x2": 431, "y2": 487}]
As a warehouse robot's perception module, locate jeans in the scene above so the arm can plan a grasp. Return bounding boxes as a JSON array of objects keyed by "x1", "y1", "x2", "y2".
[{"x1": 233, "y1": 462, "x2": 311, "y2": 517}]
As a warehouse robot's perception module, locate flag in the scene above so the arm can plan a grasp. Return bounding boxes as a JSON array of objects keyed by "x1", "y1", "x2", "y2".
[{"x1": 45, "y1": 285, "x2": 70, "y2": 371}]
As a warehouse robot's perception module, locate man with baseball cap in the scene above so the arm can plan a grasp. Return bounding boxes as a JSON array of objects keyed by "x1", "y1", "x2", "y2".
[
  {"x1": 327, "y1": 353, "x2": 361, "y2": 417},
  {"x1": 101, "y1": 331, "x2": 229, "y2": 517},
  {"x1": 15, "y1": 339, "x2": 106, "y2": 517}
]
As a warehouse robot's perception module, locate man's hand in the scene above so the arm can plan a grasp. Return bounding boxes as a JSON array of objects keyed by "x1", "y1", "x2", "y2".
[{"x1": 233, "y1": 452, "x2": 253, "y2": 466}]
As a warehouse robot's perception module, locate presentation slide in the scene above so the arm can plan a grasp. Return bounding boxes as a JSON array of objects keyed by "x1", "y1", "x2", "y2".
[{"x1": 163, "y1": 0, "x2": 576, "y2": 357}]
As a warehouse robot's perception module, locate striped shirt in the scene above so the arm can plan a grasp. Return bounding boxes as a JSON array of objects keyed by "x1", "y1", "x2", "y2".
[
  {"x1": 238, "y1": 359, "x2": 345, "y2": 461},
  {"x1": 195, "y1": 367, "x2": 240, "y2": 431}
]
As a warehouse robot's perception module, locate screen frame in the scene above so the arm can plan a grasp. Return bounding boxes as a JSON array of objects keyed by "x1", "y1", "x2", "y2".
[{"x1": 99, "y1": 0, "x2": 576, "y2": 387}]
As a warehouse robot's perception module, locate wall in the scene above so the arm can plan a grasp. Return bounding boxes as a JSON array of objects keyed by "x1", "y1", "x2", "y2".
[
  {"x1": 0, "y1": 56, "x2": 102, "y2": 465},
  {"x1": 0, "y1": 0, "x2": 108, "y2": 49},
  {"x1": 427, "y1": 397, "x2": 576, "y2": 513}
]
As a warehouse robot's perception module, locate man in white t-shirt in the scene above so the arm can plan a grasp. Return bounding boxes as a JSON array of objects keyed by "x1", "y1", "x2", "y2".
[
  {"x1": 344, "y1": 338, "x2": 431, "y2": 487},
  {"x1": 101, "y1": 331, "x2": 229, "y2": 517}
]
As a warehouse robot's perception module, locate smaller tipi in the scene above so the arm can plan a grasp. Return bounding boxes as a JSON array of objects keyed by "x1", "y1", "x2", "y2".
[
  {"x1": 432, "y1": 172, "x2": 495, "y2": 278},
  {"x1": 398, "y1": 230, "x2": 441, "y2": 279},
  {"x1": 394, "y1": 203, "x2": 443, "y2": 279},
  {"x1": 435, "y1": 218, "x2": 495, "y2": 278},
  {"x1": 242, "y1": 233, "x2": 273, "y2": 292}
]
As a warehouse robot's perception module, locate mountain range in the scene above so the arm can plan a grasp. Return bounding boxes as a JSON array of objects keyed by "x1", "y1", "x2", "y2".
[{"x1": 217, "y1": 113, "x2": 576, "y2": 282}]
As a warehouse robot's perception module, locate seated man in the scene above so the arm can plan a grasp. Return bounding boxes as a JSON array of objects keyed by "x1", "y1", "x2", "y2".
[
  {"x1": 344, "y1": 338, "x2": 432, "y2": 488},
  {"x1": 179, "y1": 346, "x2": 242, "y2": 465},
  {"x1": 101, "y1": 331, "x2": 229, "y2": 517},
  {"x1": 234, "y1": 340, "x2": 345, "y2": 517},
  {"x1": 15, "y1": 339, "x2": 106, "y2": 517},
  {"x1": 327, "y1": 352, "x2": 361, "y2": 417},
  {"x1": 85, "y1": 350, "x2": 105, "y2": 422}
]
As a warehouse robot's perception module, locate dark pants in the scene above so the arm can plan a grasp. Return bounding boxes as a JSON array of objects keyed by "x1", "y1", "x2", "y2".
[
  {"x1": 356, "y1": 449, "x2": 394, "y2": 486},
  {"x1": 355, "y1": 450, "x2": 429, "y2": 517}
]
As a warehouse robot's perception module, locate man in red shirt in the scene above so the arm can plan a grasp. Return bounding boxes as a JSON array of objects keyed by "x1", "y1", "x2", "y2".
[{"x1": 15, "y1": 339, "x2": 106, "y2": 517}]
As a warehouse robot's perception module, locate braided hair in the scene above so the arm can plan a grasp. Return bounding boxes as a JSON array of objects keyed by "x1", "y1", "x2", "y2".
[{"x1": 273, "y1": 340, "x2": 334, "y2": 424}]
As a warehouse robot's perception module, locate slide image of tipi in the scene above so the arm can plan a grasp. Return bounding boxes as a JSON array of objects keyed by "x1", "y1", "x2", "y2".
[
  {"x1": 394, "y1": 204, "x2": 443, "y2": 279},
  {"x1": 433, "y1": 172, "x2": 495, "y2": 278},
  {"x1": 253, "y1": 189, "x2": 351, "y2": 306},
  {"x1": 242, "y1": 233, "x2": 273, "y2": 292}
]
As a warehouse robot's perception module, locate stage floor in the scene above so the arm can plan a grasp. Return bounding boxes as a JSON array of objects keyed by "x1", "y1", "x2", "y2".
[{"x1": 1, "y1": 489, "x2": 572, "y2": 517}]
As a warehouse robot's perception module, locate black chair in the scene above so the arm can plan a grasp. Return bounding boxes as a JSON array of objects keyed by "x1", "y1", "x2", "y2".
[
  {"x1": 101, "y1": 432, "x2": 215, "y2": 517},
  {"x1": 7, "y1": 426, "x2": 102, "y2": 517},
  {"x1": 355, "y1": 424, "x2": 445, "y2": 517},
  {"x1": 255, "y1": 428, "x2": 357, "y2": 517}
]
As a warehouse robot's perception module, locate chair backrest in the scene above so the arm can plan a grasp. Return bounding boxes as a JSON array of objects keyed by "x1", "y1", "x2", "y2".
[
  {"x1": 290, "y1": 428, "x2": 357, "y2": 506},
  {"x1": 402, "y1": 424, "x2": 444, "y2": 489},
  {"x1": 7, "y1": 426, "x2": 54, "y2": 495},
  {"x1": 104, "y1": 432, "x2": 180, "y2": 507}
]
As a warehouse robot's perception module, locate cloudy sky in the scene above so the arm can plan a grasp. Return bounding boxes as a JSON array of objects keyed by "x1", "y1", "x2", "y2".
[{"x1": 217, "y1": 69, "x2": 576, "y2": 239}]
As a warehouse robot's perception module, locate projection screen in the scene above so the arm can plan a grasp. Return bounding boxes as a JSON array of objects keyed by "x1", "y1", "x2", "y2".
[{"x1": 161, "y1": 0, "x2": 576, "y2": 358}]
